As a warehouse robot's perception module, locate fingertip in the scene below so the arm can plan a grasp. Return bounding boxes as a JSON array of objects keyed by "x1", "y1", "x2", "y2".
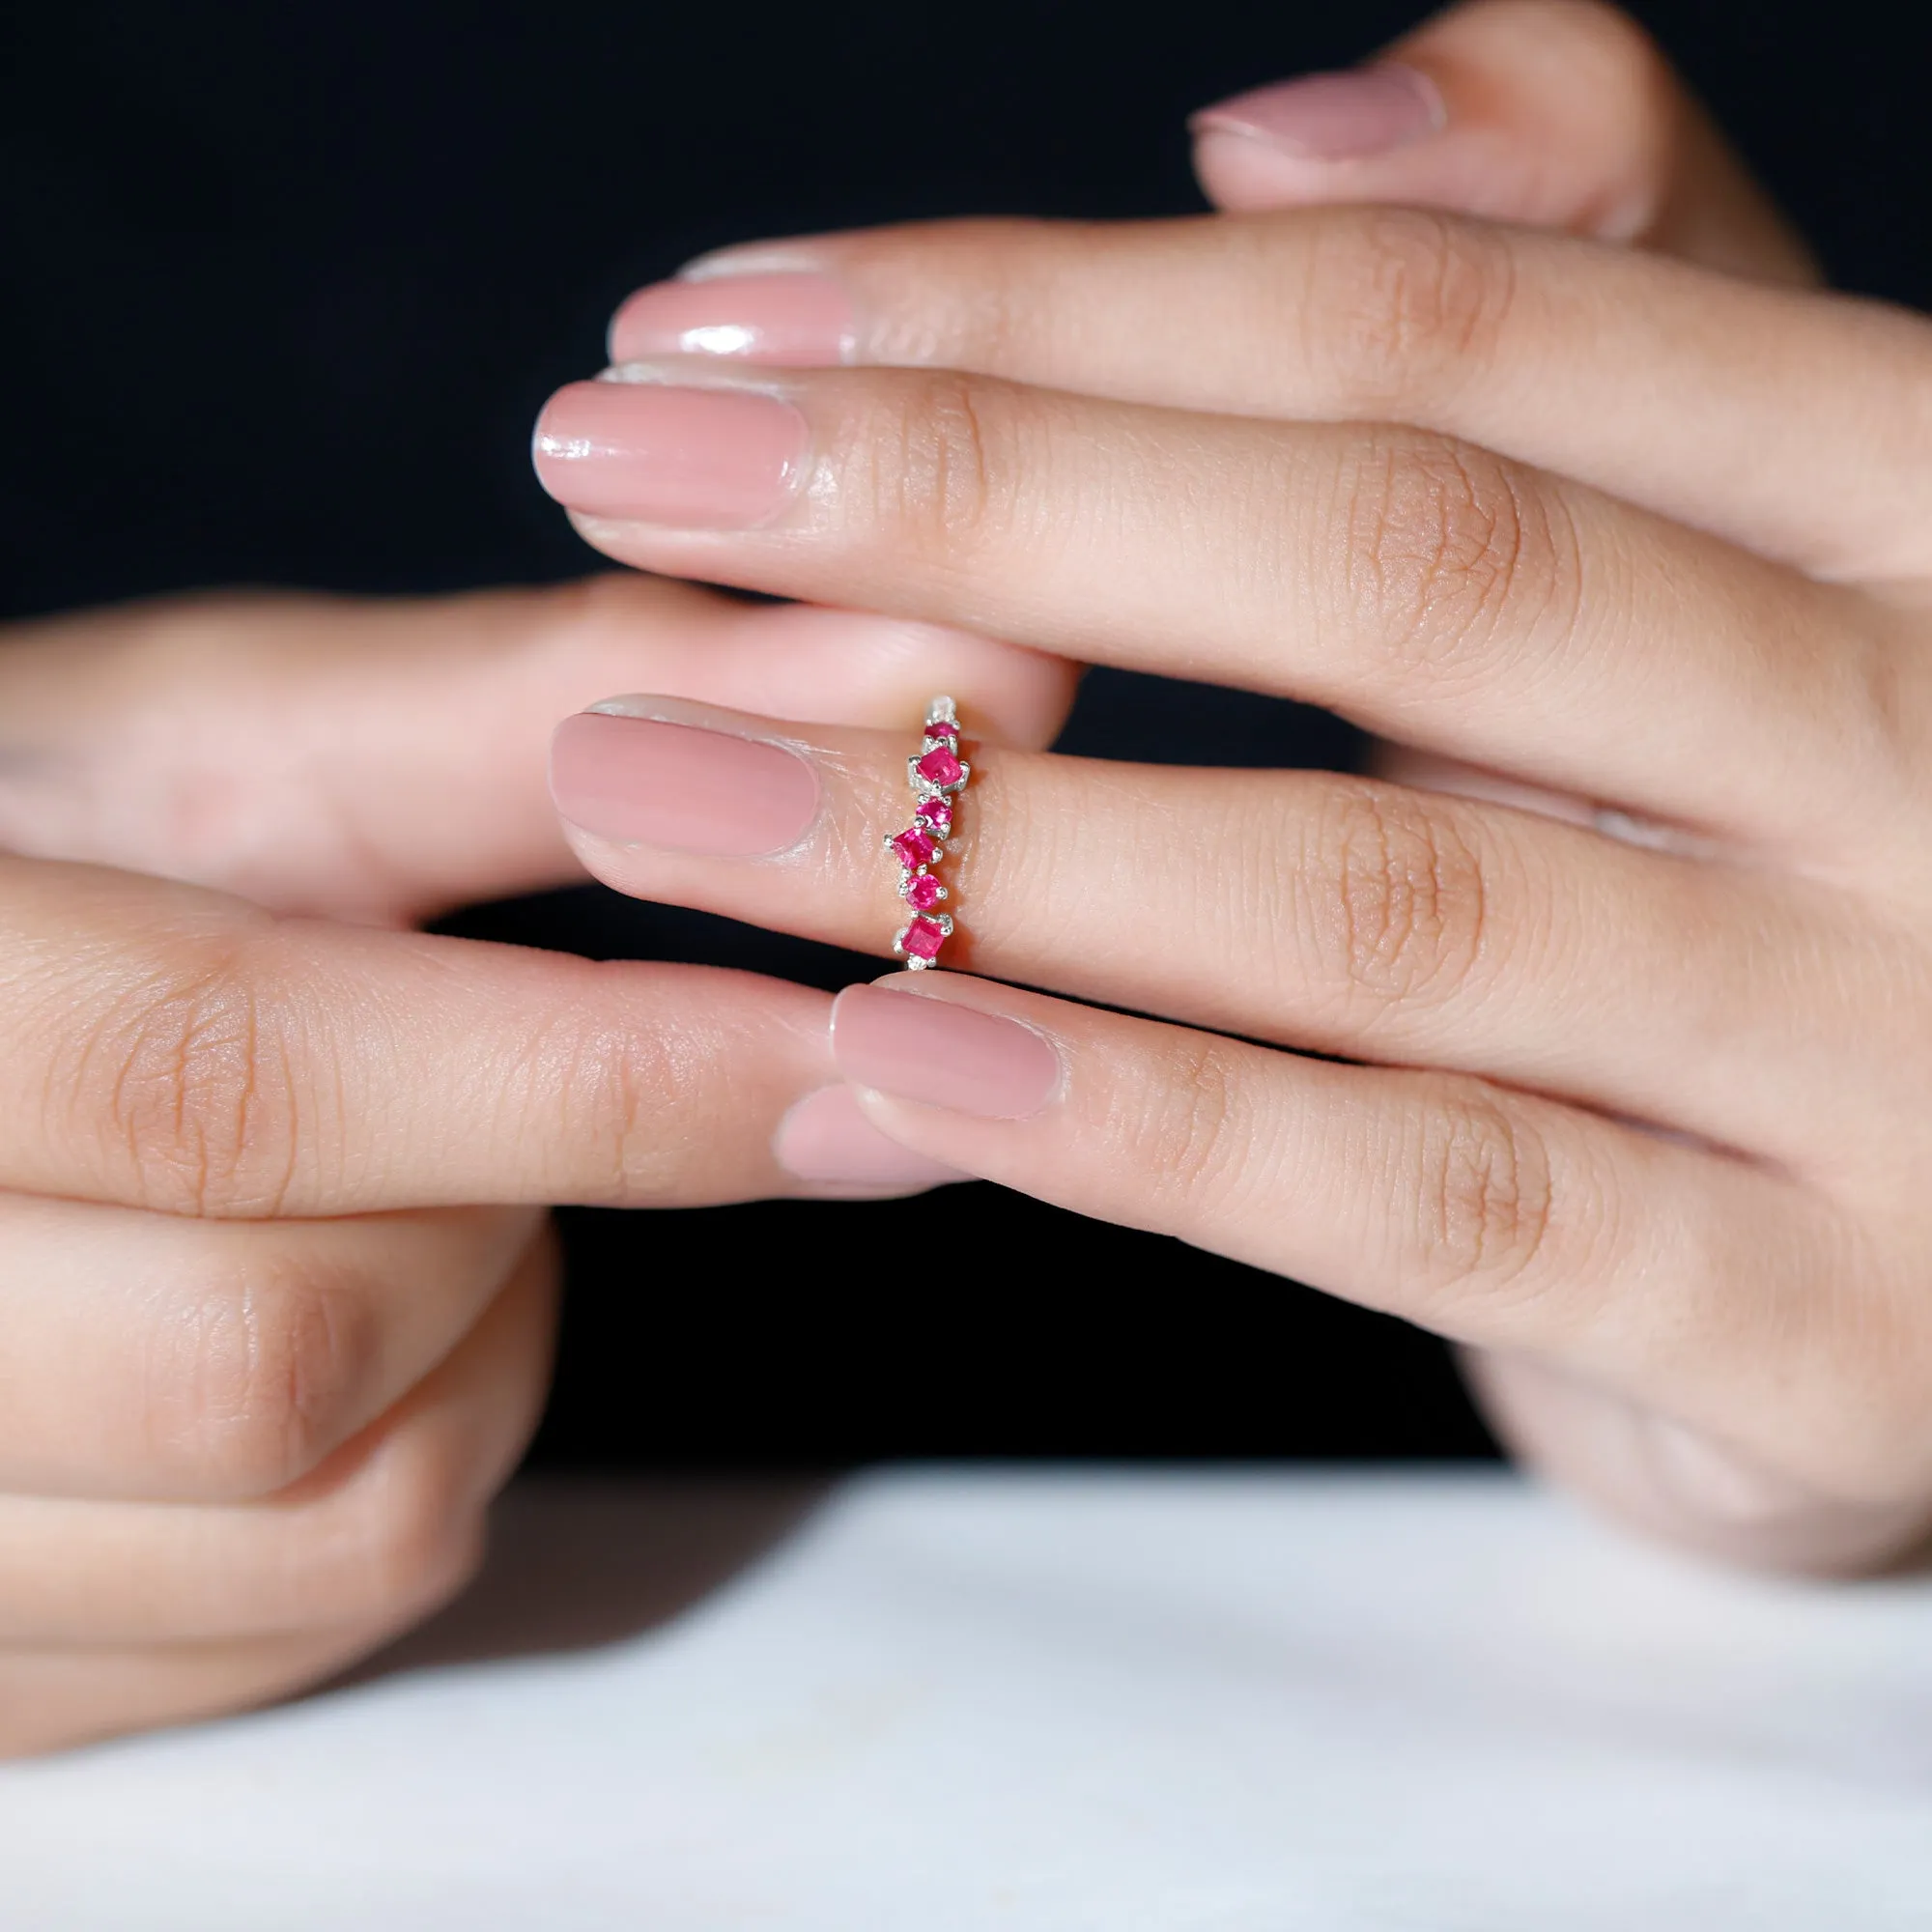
[
  {"x1": 1185, "y1": 0, "x2": 1676, "y2": 242},
  {"x1": 1188, "y1": 128, "x2": 1351, "y2": 213},
  {"x1": 772, "y1": 1081, "x2": 974, "y2": 1194},
  {"x1": 1189, "y1": 67, "x2": 1445, "y2": 166}
]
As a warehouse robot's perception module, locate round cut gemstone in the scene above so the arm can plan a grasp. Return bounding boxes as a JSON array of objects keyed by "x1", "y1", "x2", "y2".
[
  {"x1": 923, "y1": 718, "x2": 959, "y2": 741},
  {"x1": 904, "y1": 871, "x2": 945, "y2": 910},
  {"x1": 916, "y1": 797, "x2": 953, "y2": 828},
  {"x1": 902, "y1": 916, "x2": 948, "y2": 960},
  {"x1": 916, "y1": 747, "x2": 964, "y2": 786},
  {"x1": 889, "y1": 827, "x2": 939, "y2": 869}
]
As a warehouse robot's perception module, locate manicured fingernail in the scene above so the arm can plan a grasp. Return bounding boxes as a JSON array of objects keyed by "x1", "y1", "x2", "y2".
[
  {"x1": 532, "y1": 380, "x2": 809, "y2": 526},
  {"x1": 831, "y1": 982, "x2": 1061, "y2": 1121},
  {"x1": 550, "y1": 710, "x2": 818, "y2": 855},
  {"x1": 774, "y1": 1084, "x2": 970, "y2": 1189},
  {"x1": 609, "y1": 272, "x2": 856, "y2": 367},
  {"x1": 1190, "y1": 66, "x2": 1443, "y2": 160}
]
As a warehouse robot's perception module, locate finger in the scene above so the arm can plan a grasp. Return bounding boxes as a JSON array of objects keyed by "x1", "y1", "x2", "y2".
[
  {"x1": 1190, "y1": 0, "x2": 1815, "y2": 286},
  {"x1": 0, "y1": 1193, "x2": 543, "y2": 1502},
  {"x1": 0, "y1": 581, "x2": 1075, "y2": 925},
  {"x1": 534, "y1": 364, "x2": 1891, "y2": 846},
  {"x1": 0, "y1": 1627, "x2": 399, "y2": 1760},
  {"x1": 550, "y1": 701, "x2": 1909, "y2": 1170},
  {"x1": 1464, "y1": 1350, "x2": 1932, "y2": 1576},
  {"x1": 831, "y1": 975, "x2": 1923, "y2": 1506},
  {"x1": 0, "y1": 1228, "x2": 554, "y2": 1645},
  {"x1": 619, "y1": 209, "x2": 1932, "y2": 584},
  {"x1": 0, "y1": 858, "x2": 960, "y2": 1215}
]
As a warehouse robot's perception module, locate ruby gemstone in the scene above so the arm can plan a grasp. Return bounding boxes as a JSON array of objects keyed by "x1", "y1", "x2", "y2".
[
  {"x1": 889, "y1": 827, "x2": 939, "y2": 869},
  {"x1": 904, "y1": 872, "x2": 945, "y2": 910},
  {"x1": 916, "y1": 747, "x2": 964, "y2": 786},
  {"x1": 923, "y1": 718, "x2": 959, "y2": 741},
  {"x1": 916, "y1": 797, "x2": 953, "y2": 828},
  {"x1": 902, "y1": 916, "x2": 948, "y2": 960}
]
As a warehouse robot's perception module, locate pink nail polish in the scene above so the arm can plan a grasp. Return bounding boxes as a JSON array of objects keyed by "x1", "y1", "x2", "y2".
[
  {"x1": 1190, "y1": 66, "x2": 1443, "y2": 160},
  {"x1": 532, "y1": 381, "x2": 809, "y2": 526},
  {"x1": 550, "y1": 711, "x2": 819, "y2": 855},
  {"x1": 609, "y1": 272, "x2": 856, "y2": 367},
  {"x1": 831, "y1": 983, "x2": 1061, "y2": 1121},
  {"x1": 774, "y1": 1084, "x2": 969, "y2": 1189}
]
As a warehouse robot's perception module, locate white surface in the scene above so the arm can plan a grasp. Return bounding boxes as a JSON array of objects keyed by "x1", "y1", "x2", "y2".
[{"x1": 4, "y1": 1469, "x2": 1931, "y2": 1928}]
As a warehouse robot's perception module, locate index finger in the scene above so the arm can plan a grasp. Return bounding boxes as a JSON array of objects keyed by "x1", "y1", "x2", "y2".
[
  {"x1": 0, "y1": 859, "x2": 853, "y2": 1216},
  {"x1": 617, "y1": 210, "x2": 1926, "y2": 584}
]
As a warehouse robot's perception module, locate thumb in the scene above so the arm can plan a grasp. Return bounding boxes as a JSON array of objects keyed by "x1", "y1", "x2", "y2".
[
  {"x1": 1192, "y1": 0, "x2": 1816, "y2": 286},
  {"x1": 0, "y1": 579, "x2": 1073, "y2": 926}
]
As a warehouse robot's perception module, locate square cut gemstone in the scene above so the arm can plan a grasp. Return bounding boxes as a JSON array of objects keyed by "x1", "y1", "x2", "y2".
[
  {"x1": 915, "y1": 747, "x2": 964, "y2": 787},
  {"x1": 916, "y1": 797, "x2": 953, "y2": 828},
  {"x1": 902, "y1": 916, "x2": 948, "y2": 960},
  {"x1": 889, "y1": 827, "x2": 939, "y2": 869},
  {"x1": 904, "y1": 871, "x2": 945, "y2": 910}
]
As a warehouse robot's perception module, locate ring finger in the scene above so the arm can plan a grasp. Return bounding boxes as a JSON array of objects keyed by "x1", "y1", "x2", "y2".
[{"x1": 549, "y1": 699, "x2": 1913, "y2": 1171}]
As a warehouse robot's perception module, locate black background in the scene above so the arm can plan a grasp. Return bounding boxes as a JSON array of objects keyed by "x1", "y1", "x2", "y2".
[{"x1": 1, "y1": 1, "x2": 1923, "y2": 1468}]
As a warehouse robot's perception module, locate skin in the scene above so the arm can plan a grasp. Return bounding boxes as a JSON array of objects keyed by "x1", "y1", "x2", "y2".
[
  {"x1": 8, "y1": 0, "x2": 1908, "y2": 1759},
  {"x1": 0, "y1": 580, "x2": 1071, "y2": 1756},
  {"x1": 545, "y1": 1, "x2": 1932, "y2": 1578}
]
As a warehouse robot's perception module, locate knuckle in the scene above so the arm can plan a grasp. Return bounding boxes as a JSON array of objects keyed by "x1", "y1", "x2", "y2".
[
  {"x1": 1130, "y1": 1037, "x2": 1254, "y2": 1221},
  {"x1": 522, "y1": 984, "x2": 715, "y2": 1203},
  {"x1": 855, "y1": 370, "x2": 1023, "y2": 561},
  {"x1": 1305, "y1": 783, "x2": 1490, "y2": 1009},
  {"x1": 146, "y1": 1258, "x2": 382, "y2": 1498},
  {"x1": 1343, "y1": 433, "x2": 1579, "y2": 690},
  {"x1": 68, "y1": 933, "x2": 306, "y2": 1217},
  {"x1": 1406, "y1": 1084, "x2": 1558, "y2": 1302},
  {"x1": 1313, "y1": 208, "x2": 1517, "y2": 412},
  {"x1": 867, "y1": 218, "x2": 1044, "y2": 369}
]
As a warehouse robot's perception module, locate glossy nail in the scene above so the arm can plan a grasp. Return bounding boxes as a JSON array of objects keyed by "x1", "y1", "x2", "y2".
[
  {"x1": 532, "y1": 380, "x2": 809, "y2": 526},
  {"x1": 831, "y1": 982, "x2": 1061, "y2": 1120},
  {"x1": 774, "y1": 1084, "x2": 970, "y2": 1189},
  {"x1": 609, "y1": 271, "x2": 856, "y2": 367},
  {"x1": 1190, "y1": 66, "x2": 1443, "y2": 160},
  {"x1": 550, "y1": 710, "x2": 818, "y2": 855}
]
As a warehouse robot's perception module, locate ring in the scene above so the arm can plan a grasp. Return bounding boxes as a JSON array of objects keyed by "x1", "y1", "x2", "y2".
[{"x1": 886, "y1": 696, "x2": 970, "y2": 968}]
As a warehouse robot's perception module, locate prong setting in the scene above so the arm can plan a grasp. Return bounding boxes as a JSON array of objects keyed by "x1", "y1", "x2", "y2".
[{"x1": 888, "y1": 699, "x2": 967, "y2": 967}]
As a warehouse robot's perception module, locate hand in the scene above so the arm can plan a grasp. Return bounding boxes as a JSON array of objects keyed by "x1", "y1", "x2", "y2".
[
  {"x1": 0, "y1": 582, "x2": 1070, "y2": 1754},
  {"x1": 534, "y1": 1, "x2": 1932, "y2": 1574}
]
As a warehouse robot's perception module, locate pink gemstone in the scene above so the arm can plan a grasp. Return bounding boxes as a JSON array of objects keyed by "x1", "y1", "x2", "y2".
[
  {"x1": 904, "y1": 872, "x2": 945, "y2": 910},
  {"x1": 902, "y1": 916, "x2": 947, "y2": 960},
  {"x1": 916, "y1": 747, "x2": 963, "y2": 786},
  {"x1": 916, "y1": 797, "x2": 953, "y2": 828},
  {"x1": 923, "y1": 718, "x2": 959, "y2": 741},
  {"x1": 889, "y1": 827, "x2": 939, "y2": 869}
]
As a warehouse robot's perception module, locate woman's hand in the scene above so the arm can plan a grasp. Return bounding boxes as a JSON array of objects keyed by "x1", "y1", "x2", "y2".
[
  {"x1": 534, "y1": 1, "x2": 1932, "y2": 1574},
  {"x1": 0, "y1": 582, "x2": 1070, "y2": 1754}
]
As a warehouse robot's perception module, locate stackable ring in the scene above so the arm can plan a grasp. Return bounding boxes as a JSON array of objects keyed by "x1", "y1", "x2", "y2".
[{"x1": 885, "y1": 696, "x2": 970, "y2": 968}]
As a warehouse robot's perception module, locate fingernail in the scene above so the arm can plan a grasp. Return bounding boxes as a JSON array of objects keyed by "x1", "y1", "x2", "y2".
[
  {"x1": 550, "y1": 710, "x2": 818, "y2": 855},
  {"x1": 831, "y1": 982, "x2": 1061, "y2": 1121},
  {"x1": 774, "y1": 1084, "x2": 970, "y2": 1189},
  {"x1": 532, "y1": 380, "x2": 809, "y2": 526},
  {"x1": 609, "y1": 271, "x2": 856, "y2": 367},
  {"x1": 1189, "y1": 65, "x2": 1443, "y2": 161}
]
